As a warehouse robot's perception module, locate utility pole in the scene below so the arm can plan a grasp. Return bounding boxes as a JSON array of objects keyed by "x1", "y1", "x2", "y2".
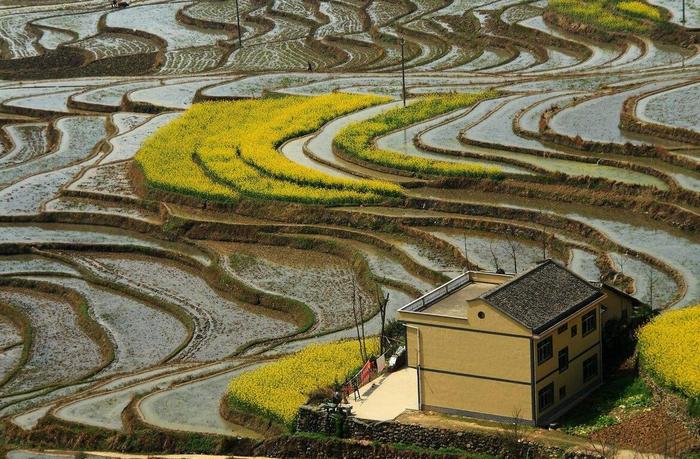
[
  {"x1": 681, "y1": 0, "x2": 686, "y2": 25},
  {"x1": 235, "y1": 0, "x2": 243, "y2": 48},
  {"x1": 400, "y1": 37, "x2": 406, "y2": 107}
]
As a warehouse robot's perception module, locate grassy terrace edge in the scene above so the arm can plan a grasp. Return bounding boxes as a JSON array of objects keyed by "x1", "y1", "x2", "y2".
[
  {"x1": 134, "y1": 94, "x2": 403, "y2": 206},
  {"x1": 333, "y1": 91, "x2": 504, "y2": 179}
]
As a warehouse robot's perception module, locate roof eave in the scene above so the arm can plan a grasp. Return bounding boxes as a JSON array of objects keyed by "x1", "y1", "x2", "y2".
[{"x1": 533, "y1": 291, "x2": 606, "y2": 336}]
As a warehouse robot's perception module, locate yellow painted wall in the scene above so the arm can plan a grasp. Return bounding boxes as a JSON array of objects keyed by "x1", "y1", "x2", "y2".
[
  {"x1": 421, "y1": 370, "x2": 533, "y2": 421},
  {"x1": 398, "y1": 303, "x2": 530, "y2": 337},
  {"x1": 470, "y1": 272, "x2": 511, "y2": 284},
  {"x1": 534, "y1": 303, "x2": 601, "y2": 379},
  {"x1": 600, "y1": 286, "x2": 633, "y2": 324},
  {"x1": 407, "y1": 323, "x2": 531, "y2": 382},
  {"x1": 466, "y1": 300, "x2": 532, "y2": 335},
  {"x1": 533, "y1": 303, "x2": 602, "y2": 419},
  {"x1": 535, "y1": 346, "x2": 601, "y2": 419}
]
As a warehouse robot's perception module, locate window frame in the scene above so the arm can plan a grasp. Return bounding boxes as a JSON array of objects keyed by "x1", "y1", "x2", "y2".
[
  {"x1": 583, "y1": 354, "x2": 599, "y2": 382},
  {"x1": 582, "y1": 309, "x2": 597, "y2": 337},
  {"x1": 537, "y1": 336, "x2": 553, "y2": 365},
  {"x1": 538, "y1": 383, "x2": 555, "y2": 412},
  {"x1": 571, "y1": 324, "x2": 578, "y2": 337},
  {"x1": 558, "y1": 346, "x2": 569, "y2": 373}
]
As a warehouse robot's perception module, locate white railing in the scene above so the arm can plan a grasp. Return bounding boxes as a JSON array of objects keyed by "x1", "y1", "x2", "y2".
[{"x1": 399, "y1": 273, "x2": 471, "y2": 312}]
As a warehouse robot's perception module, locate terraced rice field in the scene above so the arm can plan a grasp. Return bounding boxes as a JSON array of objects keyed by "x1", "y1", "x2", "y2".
[
  {"x1": 216, "y1": 242, "x2": 374, "y2": 334},
  {"x1": 104, "y1": 2, "x2": 229, "y2": 51},
  {"x1": 0, "y1": 0, "x2": 698, "y2": 452},
  {"x1": 20, "y1": 276, "x2": 187, "y2": 376},
  {"x1": 0, "y1": 123, "x2": 50, "y2": 166},
  {"x1": 70, "y1": 33, "x2": 159, "y2": 60},
  {"x1": 102, "y1": 113, "x2": 181, "y2": 164},
  {"x1": 636, "y1": 81, "x2": 700, "y2": 133},
  {"x1": 548, "y1": 80, "x2": 686, "y2": 146},
  {"x1": 0, "y1": 289, "x2": 103, "y2": 396}
]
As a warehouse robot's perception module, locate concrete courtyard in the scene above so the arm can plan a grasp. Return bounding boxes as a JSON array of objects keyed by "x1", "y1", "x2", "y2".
[{"x1": 349, "y1": 367, "x2": 418, "y2": 421}]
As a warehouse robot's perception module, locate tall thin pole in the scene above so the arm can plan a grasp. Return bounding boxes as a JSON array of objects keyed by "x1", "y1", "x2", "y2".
[
  {"x1": 400, "y1": 37, "x2": 406, "y2": 107},
  {"x1": 235, "y1": 0, "x2": 242, "y2": 48},
  {"x1": 681, "y1": 0, "x2": 686, "y2": 25}
]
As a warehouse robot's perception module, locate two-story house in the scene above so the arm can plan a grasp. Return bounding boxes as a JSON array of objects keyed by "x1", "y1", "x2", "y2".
[{"x1": 397, "y1": 259, "x2": 628, "y2": 426}]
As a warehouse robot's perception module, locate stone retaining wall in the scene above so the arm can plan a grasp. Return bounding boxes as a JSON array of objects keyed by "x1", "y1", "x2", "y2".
[{"x1": 296, "y1": 406, "x2": 601, "y2": 459}]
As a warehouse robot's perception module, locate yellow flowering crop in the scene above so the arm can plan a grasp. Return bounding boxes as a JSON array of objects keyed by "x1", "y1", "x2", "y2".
[
  {"x1": 548, "y1": 0, "x2": 662, "y2": 33},
  {"x1": 638, "y1": 304, "x2": 700, "y2": 398},
  {"x1": 334, "y1": 92, "x2": 504, "y2": 178},
  {"x1": 616, "y1": 1, "x2": 662, "y2": 20},
  {"x1": 135, "y1": 94, "x2": 402, "y2": 206},
  {"x1": 227, "y1": 339, "x2": 379, "y2": 427}
]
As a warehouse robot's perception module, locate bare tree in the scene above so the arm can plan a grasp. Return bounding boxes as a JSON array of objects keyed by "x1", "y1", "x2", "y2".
[
  {"x1": 613, "y1": 253, "x2": 627, "y2": 276},
  {"x1": 497, "y1": 409, "x2": 529, "y2": 457},
  {"x1": 646, "y1": 265, "x2": 657, "y2": 310},
  {"x1": 462, "y1": 232, "x2": 471, "y2": 272},
  {"x1": 504, "y1": 232, "x2": 519, "y2": 273},
  {"x1": 585, "y1": 437, "x2": 620, "y2": 459},
  {"x1": 489, "y1": 241, "x2": 500, "y2": 272},
  {"x1": 538, "y1": 212, "x2": 549, "y2": 261},
  {"x1": 540, "y1": 225, "x2": 549, "y2": 261},
  {"x1": 358, "y1": 294, "x2": 368, "y2": 359},
  {"x1": 376, "y1": 286, "x2": 390, "y2": 354},
  {"x1": 350, "y1": 277, "x2": 366, "y2": 361}
]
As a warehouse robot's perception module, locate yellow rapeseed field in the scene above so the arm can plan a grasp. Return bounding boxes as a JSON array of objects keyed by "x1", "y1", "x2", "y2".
[
  {"x1": 549, "y1": 0, "x2": 662, "y2": 33},
  {"x1": 135, "y1": 94, "x2": 402, "y2": 205},
  {"x1": 227, "y1": 339, "x2": 379, "y2": 427},
  {"x1": 638, "y1": 304, "x2": 700, "y2": 398},
  {"x1": 334, "y1": 92, "x2": 504, "y2": 178},
  {"x1": 616, "y1": 1, "x2": 662, "y2": 20}
]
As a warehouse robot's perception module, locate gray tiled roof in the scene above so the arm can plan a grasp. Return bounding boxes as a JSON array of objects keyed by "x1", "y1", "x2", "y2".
[{"x1": 482, "y1": 260, "x2": 603, "y2": 333}]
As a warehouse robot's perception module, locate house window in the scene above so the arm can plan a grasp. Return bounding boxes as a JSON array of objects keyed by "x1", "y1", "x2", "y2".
[
  {"x1": 622, "y1": 307, "x2": 629, "y2": 321},
  {"x1": 582, "y1": 309, "x2": 597, "y2": 336},
  {"x1": 559, "y1": 385, "x2": 566, "y2": 400},
  {"x1": 558, "y1": 347, "x2": 569, "y2": 373},
  {"x1": 538, "y1": 383, "x2": 554, "y2": 412},
  {"x1": 537, "y1": 336, "x2": 553, "y2": 365},
  {"x1": 583, "y1": 354, "x2": 599, "y2": 382},
  {"x1": 557, "y1": 323, "x2": 568, "y2": 334},
  {"x1": 571, "y1": 324, "x2": 577, "y2": 337},
  {"x1": 478, "y1": 311, "x2": 486, "y2": 319}
]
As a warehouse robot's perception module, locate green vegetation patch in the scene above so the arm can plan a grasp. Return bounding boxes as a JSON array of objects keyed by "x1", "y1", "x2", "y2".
[
  {"x1": 548, "y1": 0, "x2": 665, "y2": 33},
  {"x1": 333, "y1": 92, "x2": 504, "y2": 179},
  {"x1": 559, "y1": 375, "x2": 652, "y2": 436},
  {"x1": 392, "y1": 442, "x2": 497, "y2": 458}
]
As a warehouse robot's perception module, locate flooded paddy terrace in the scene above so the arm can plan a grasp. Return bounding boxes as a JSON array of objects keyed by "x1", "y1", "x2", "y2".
[{"x1": 0, "y1": 0, "x2": 697, "y2": 446}]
